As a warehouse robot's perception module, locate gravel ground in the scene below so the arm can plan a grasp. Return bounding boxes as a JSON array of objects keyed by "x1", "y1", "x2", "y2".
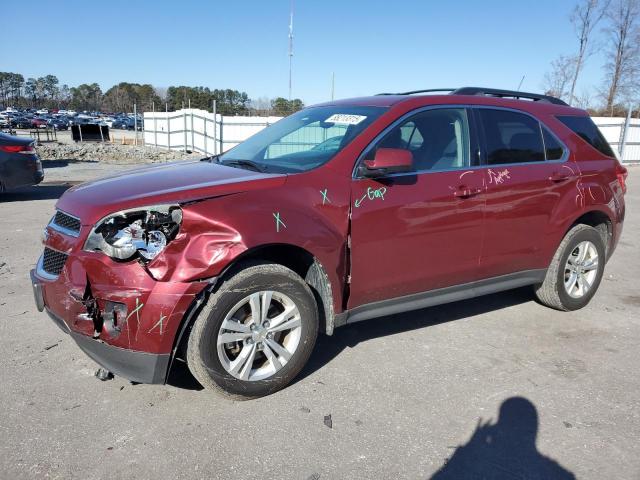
[
  {"x1": 0, "y1": 163, "x2": 638, "y2": 479},
  {"x1": 7, "y1": 128, "x2": 201, "y2": 164},
  {"x1": 35, "y1": 143, "x2": 201, "y2": 164}
]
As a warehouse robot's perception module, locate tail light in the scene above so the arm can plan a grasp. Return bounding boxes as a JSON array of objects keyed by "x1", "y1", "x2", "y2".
[
  {"x1": 0, "y1": 144, "x2": 36, "y2": 154},
  {"x1": 615, "y1": 163, "x2": 628, "y2": 194}
]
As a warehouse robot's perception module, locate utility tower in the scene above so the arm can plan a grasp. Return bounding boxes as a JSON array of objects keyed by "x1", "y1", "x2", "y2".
[{"x1": 288, "y1": 0, "x2": 294, "y2": 100}]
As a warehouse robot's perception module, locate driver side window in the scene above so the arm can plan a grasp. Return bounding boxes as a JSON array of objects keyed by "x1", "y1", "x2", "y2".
[{"x1": 366, "y1": 108, "x2": 471, "y2": 172}]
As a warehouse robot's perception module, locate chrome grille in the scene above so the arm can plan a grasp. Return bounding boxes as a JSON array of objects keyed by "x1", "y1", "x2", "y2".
[
  {"x1": 42, "y1": 248, "x2": 68, "y2": 276},
  {"x1": 52, "y1": 210, "x2": 81, "y2": 236}
]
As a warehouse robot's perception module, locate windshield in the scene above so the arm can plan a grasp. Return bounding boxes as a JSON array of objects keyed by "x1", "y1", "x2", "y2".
[{"x1": 218, "y1": 106, "x2": 386, "y2": 173}]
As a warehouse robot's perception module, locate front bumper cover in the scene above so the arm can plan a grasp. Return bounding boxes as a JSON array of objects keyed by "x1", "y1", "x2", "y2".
[
  {"x1": 31, "y1": 267, "x2": 182, "y2": 384},
  {"x1": 45, "y1": 305, "x2": 170, "y2": 384}
]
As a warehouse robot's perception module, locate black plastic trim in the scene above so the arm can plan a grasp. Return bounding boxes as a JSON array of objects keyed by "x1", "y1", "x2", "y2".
[
  {"x1": 71, "y1": 330, "x2": 170, "y2": 384},
  {"x1": 335, "y1": 269, "x2": 546, "y2": 327},
  {"x1": 44, "y1": 308, "x2": 169, "y2": 384}
]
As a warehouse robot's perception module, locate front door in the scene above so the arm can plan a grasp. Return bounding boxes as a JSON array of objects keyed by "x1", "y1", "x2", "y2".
[{"x1": 348, "y1": 107, "x2": 486, "y2": 308}]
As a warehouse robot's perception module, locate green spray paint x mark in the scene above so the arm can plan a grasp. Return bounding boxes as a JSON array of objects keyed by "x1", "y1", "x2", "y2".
[
  {"x1": 273, "y1": 212, "x2": 287, "y2": 232},
  {"x1": 320, "y1": 189, "x2": 331, "y2": 205}
]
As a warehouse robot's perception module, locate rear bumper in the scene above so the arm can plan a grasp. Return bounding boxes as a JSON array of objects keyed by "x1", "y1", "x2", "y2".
[{"x1": 1, "y1": 155, "x2": 44, "y2": 189}]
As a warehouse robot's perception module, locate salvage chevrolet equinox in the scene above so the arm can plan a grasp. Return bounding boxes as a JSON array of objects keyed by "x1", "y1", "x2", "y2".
[{"x1": 31, "y1": 87, "x2": 627, "y2": 398}]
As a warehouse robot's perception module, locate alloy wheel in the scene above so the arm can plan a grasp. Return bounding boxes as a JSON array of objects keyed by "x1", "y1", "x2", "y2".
[
  {"x1": 216, "y1": 290, "x2": 302, "y2": 381},
  {"x1": 564, "y1": 240, "x2": 599, "y2": 299}
]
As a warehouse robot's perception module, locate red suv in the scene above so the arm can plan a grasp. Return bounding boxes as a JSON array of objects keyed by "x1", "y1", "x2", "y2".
[{"x1": 31, "y1": 87, "x2": 627, "y2": 398}]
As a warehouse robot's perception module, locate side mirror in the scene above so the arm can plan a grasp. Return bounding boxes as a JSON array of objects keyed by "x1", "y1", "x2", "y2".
[{"x1": 361, "y1": 148, "x2": 413, "y2": 177}]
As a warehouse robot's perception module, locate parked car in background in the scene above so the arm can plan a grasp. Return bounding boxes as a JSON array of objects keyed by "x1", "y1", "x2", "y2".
[
  {"x1": 47, "y1": 118, "x2": 69, "y2": 130},
  {"x1": 70, "y1": 116, "x2": 96, "y2": 126},
  {"x1": 13, "y1": 117, "x2": 34, "y2": 129},
  {"x1": 0, "y1": 132, "x2": 43, "y2": 191},
  {"x1": 31, "y1": 118, "x2": 48, "y2": 129},
  {"x1": 31, "y1": 87, "x2": 627, "y2": 398},
  {"x1": 111, "y1": 117, "x2": 135, "y2": 130}
]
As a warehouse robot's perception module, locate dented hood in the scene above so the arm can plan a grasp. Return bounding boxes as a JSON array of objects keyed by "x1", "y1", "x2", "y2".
[{"x1": 55, "y1": 160, "x2": 287, "y2": 225}]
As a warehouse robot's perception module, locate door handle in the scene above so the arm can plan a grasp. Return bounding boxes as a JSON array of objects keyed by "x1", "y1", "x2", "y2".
[
  {"x1": 549, "y1": 172, "x2": 575, "y2": 183},
  {"x1": 453, "y1": 186, "x2": 482, "y2": 198}
]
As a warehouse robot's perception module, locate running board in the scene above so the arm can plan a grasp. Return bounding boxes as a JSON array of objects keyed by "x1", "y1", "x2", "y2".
[{"x1": 334, "y1": 269, "x2": 546, "y2": 327}]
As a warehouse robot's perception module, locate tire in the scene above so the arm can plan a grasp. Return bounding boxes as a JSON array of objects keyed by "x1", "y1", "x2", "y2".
[
  {"x1": 186, "y1": 262, "x2": 319, "y2": 399},
  {"x1": 535, "y1": 224, "x2": 606, "y2": 311}
]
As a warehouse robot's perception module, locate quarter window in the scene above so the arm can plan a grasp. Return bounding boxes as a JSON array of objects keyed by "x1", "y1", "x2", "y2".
[
  {"x1": 479, "y1": 109, "x2": 545, "y2": 164},
  {"x1": 542, "y1": 127, "x2": 564, "y2": 160},
  {"x1": 365, "y1": 108, "x2": 470, "y2": 172},
  {"x1": 556, "y1": 115, "x2": 615, "y2": 158}
]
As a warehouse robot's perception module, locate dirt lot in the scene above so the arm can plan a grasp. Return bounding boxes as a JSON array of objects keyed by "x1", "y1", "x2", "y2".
[{"x1": 0, "y1": 162, "x2": 638, "y2": 479}]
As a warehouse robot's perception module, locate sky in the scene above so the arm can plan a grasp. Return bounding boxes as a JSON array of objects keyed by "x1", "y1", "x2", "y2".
[{"x1": 1, "y1": 0, "x2": 609, "y2": 105}]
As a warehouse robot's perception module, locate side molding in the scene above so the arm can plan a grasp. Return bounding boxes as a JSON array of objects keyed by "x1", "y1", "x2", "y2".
[{"x1": 335, "y1": 270, "x2": 546, "y2": 327}]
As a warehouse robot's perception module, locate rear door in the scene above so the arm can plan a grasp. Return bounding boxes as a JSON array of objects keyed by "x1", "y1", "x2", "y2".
[
  {"x1": 348, "y1": 106, "x2": 486, "y2": 308},
  {"x1": 474, "y1": 107, "x2": 577, "y2": 279}
]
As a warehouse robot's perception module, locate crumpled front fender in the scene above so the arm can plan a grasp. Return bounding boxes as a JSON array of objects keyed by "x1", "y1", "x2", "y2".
[{"x1": 147, "y1": 206, "x2": 247, "y2": 282}]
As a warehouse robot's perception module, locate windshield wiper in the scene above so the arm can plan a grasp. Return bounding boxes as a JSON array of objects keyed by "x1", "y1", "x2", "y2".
[
  {"x1": 200, "y1": 154, "x2": 221, "y2": 163},
  {"x1": 219, "y1": 159, "x2": 267, "y2": 173}
]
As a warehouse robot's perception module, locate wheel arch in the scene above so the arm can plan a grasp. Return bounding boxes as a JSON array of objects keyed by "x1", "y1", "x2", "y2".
[
  {"x1": 216, "y1": 243, "x2": 337, "y2": 334},
  {"x1": 167, "y1": 243, "x2": 338, "y2": 381},
  {"x1": 567, "y1": 209, "x2": 613, "y2": 258}
]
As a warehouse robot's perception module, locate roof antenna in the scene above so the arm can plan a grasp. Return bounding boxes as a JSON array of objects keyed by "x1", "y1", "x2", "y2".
[{"x1": 516, "y1": 75, "x2": 525, "y2": 91}]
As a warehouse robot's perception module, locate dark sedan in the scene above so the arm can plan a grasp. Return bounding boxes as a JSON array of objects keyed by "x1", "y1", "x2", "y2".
[
  {"x1": 47, "y1": 118, "x2": 69, "y2": 130},
  {"x1": 12, "y1": 117, "x2": 34, "y2": 129},
  {"x1": 0, "y1": 133, "x2": 44, "y2": 192}
]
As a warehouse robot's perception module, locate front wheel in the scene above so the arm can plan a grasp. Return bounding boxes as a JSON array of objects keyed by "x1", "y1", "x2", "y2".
[
  {"x1": 186, "y1": 262, "x2": 318, "y2": 399},
  {"x1": 535, "y1": 224, "x2": 606, "y2": 311}
]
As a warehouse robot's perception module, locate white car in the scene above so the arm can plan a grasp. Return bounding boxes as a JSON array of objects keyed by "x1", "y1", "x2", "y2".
[{"x1": 36, "y1": 109, "x2": 49, "y2": 115}]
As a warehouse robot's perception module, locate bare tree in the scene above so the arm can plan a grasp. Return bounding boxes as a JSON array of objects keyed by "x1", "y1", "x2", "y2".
[
  {"x1": 574, "y1": 88, "x2": 595, "y2": 109},
  {"x1": 569, "y1": 0, "x2": 610, "y2": 103},
  {"x1": 602, "y1": 0, "x2": 640, "y2": 112},
  {"x1": 543, "y1": 55, "x2": 577, "y2": 100}
]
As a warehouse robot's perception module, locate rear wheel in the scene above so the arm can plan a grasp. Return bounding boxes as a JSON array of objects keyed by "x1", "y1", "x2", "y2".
[
  {"x1": 535, "y1": 224, "x2": 606, "y2": 311},
  {"x1": 186, "y1": 262, "x2": 318, "y2": 399}
]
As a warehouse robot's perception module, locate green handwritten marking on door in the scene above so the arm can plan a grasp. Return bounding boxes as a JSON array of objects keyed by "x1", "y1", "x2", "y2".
[
  {"x1": 320, "y1": 189, "x2": 331, "y2": 205},
  {"x1": 354, "y1": 186, "x2": 387, "y2": 208},
  {"x1": 273, "y1": 212, "x2": 287, "y2": 232}
]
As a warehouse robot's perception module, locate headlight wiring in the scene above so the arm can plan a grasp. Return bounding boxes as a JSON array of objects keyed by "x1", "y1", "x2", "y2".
[{"x1": 84, "y1": 205, "x2": 182, "y2": 262}]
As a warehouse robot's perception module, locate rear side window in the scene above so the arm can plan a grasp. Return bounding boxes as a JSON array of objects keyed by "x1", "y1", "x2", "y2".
[
  {"x1": 479, "y1": 109, "x2": 545, "y2": 164},
  {"x1": 556, "y1": 115, "x2": 615, "y2": 158}
]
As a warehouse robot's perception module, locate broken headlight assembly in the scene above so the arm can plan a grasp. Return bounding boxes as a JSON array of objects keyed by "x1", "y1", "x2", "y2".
[{"x1": 84, "y1": 205, "x2": 182, "y2": 262}]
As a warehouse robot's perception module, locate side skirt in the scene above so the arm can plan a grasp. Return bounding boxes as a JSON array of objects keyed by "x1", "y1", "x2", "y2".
[{"x1": 334, "y1": 269, "x2": 546, "y2": 328}]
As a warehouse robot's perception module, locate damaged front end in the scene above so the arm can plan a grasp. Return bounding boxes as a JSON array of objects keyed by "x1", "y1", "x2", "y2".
[{"x1": 30, "y1": 204, "x2": 234, "y2": 384}]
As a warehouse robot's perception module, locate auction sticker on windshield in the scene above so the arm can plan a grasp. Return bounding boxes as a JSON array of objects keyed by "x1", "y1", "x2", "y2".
[{"x1": 324, "y1": 114, "x2": 367, "y2": 125}]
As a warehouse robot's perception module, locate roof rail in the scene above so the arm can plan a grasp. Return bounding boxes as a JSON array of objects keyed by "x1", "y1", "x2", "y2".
[
  {"x1": 452, "y1": 87, "x2": 569, "y2": 106},
  {"x1": 376, "y1": 88, "x2": 456, "y2": 96}
]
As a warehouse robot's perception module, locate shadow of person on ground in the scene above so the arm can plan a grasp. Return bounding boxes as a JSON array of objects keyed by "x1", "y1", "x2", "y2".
[
  {"x1": 430, "y1": 397, "x2": 575, "y2": 480},
  {"x1": 297, "y1": 287, "x2": 534, "y2": 384}
]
